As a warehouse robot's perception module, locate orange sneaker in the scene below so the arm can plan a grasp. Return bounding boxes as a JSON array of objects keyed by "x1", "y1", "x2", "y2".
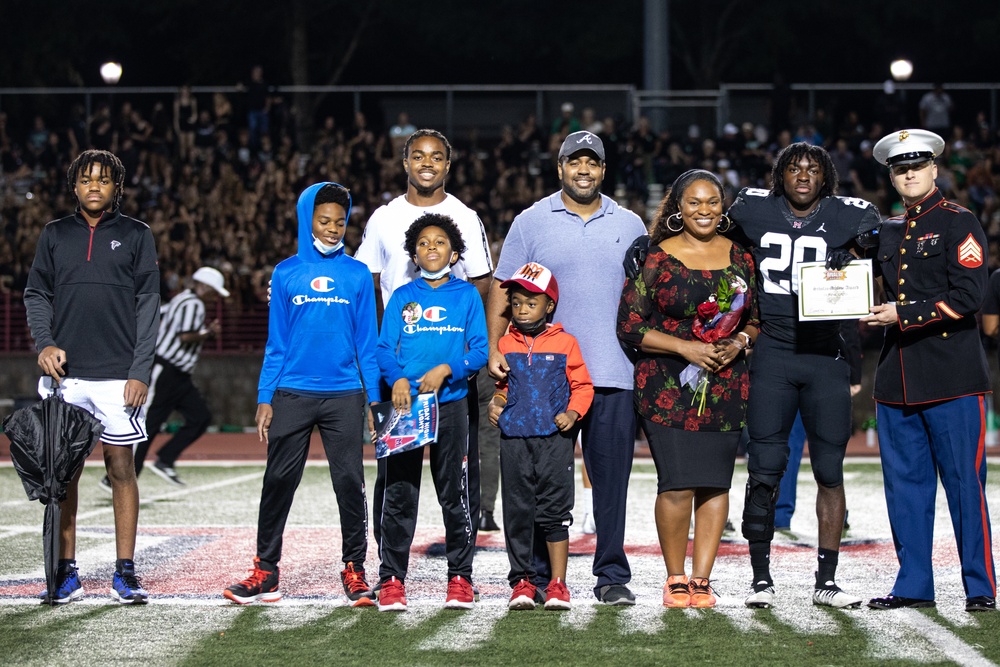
[
  {"x1": 663, "y1": 575, "x2": 690, "y2": 608},
  {"x1": 689, "y1": 577, "x2": 717, "y2": 608}
]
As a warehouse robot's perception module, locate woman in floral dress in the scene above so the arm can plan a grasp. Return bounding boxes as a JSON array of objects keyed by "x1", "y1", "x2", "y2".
[{"x1": 618, "y1": 169, "x2": 758, "y2": 608}]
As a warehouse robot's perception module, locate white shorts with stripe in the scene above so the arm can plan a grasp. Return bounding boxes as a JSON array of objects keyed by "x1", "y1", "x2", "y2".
[{"x1": 38, "y1": 377, "x2": 148, "y2": 447}]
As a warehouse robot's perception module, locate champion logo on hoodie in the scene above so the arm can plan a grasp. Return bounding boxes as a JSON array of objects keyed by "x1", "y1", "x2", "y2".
[
  {"x1": 311, "y1": 276, "x2": 336, "y2": 292},
  {"x1": 422, "y1": 306, "x2": 447, "y2": 322}
]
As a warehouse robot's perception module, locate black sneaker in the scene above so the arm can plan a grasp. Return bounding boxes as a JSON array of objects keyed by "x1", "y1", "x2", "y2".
[
  {"x1": 341, "y1": 562, "x2": 374, "y2": 607},
  {"x1": 224, "y1": 558, "x2": 281, "y2": 604},
  {"x1": 966, "y1": 596, "x2": 996, "y2": 612},
  {"x1": 598, "y1": 584, "x2": 636, "y2": 606},
  {"x1": 867, "y1": 595, "x2": 935, "y2": 609},
  {"x1": 149, "y1": 460, "x2": 185, "y2": 486}
]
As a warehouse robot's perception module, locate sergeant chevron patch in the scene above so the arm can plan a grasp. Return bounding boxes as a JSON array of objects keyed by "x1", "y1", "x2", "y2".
[{"x1": 958, "y1": 234, "x2": 983, "y2": 268}]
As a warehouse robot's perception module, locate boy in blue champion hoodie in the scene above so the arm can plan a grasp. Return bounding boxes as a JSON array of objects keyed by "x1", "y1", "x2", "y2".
[
  {"x1": 375, "y1": 212, "x2": 488, "y2": 612},
  {"x1": 224, "y1": 182, "x2": 381, "y2": 607}
]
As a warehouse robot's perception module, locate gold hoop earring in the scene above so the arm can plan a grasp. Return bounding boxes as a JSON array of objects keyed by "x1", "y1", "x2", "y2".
[
  {"x1": 666, "y1": 212, "x2": 684, "y2": 233},
  {"x1": 716, "y1": 214, "x2": 732, "y2": 233}
]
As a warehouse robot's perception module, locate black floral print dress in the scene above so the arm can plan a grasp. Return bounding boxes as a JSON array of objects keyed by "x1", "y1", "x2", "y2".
[{"x1": 618, "y1": 242, "x2": 758, "y2": 432}]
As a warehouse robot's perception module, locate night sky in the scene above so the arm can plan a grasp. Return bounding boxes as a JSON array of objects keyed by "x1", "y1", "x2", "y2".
[{"x1": 2, "y1": 0, "x2": 996, "y2": 89}]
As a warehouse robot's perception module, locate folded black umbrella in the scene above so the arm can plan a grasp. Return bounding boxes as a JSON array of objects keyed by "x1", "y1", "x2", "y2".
[{"x1": 3, "y1": 386, "x2": 104, "y2": 605}]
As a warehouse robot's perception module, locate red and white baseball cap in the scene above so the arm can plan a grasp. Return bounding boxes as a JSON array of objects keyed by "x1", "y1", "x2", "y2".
[{"x1": 500, "y1": 262, "x2": 559, "y2": 304}]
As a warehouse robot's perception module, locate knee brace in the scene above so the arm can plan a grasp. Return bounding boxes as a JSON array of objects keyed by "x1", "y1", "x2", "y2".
[{"x1": 742, "y1": 474, "x2": 779, "y2": 542}]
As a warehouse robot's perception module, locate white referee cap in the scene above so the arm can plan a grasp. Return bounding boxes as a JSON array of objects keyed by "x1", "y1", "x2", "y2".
[
  {"x1": 873, "y1": 129, "x2": 945, "y2": 167},
  {"x1": 193, "y1": 266, "x2": 230, "y2": 297}
]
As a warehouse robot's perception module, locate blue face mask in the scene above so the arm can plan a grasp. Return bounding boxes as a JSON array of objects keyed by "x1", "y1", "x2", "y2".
[
  {"x1": 420, "y1": 266, "x2": 451, "y2": 280},
  {"x1": 313, "y1": 236, "x2": 343, "y2": 255}
]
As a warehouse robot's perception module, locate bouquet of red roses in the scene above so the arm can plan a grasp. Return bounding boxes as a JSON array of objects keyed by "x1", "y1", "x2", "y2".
[{"x1": 679, "y1": 276, "x2": 749, "y2": 415}]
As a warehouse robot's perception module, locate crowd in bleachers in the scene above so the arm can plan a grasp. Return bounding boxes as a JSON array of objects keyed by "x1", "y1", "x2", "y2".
[{"x1": 2, "y1": 88, "x2": 999, "y2": 309}]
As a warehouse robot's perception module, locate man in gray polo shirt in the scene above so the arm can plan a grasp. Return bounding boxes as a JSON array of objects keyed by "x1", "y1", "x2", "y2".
[{"x1": 486, "y1": 130, "x2": 646, "y2": 604}]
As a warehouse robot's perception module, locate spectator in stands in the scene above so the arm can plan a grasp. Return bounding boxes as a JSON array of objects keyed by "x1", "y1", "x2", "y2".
[
  {"x1": 173, "y1": 86, "x2": 198, "y2": 162},
  {"x1": 919, "y1": 83, "x2": 954, "y2": 138},
  {"x1": 244, "y1": 65, "x2": 271, "y2": 152}
]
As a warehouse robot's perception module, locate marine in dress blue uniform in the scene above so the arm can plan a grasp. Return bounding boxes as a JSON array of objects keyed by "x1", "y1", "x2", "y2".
[{"x1": 863, "y1": 129, "x2": 997, "y2": 612}]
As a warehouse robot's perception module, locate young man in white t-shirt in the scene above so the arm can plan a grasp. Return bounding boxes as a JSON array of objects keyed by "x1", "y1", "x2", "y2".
[
  {"x1": 355, "y1": 129, "x2": 494, "y2": 573},
  {"x1": 356, "y1": 129, "x2": 493, "y2": 317}
]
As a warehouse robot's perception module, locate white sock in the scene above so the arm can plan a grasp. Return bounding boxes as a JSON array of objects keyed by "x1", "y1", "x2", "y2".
[{"x1": 583, "y1": 487, "x2": 593, "y2": 514}]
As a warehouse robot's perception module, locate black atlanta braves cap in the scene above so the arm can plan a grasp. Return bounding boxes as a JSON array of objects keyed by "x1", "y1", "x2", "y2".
[{"x1": 558, "y1": 130, "x2": 605, "y2": 161}]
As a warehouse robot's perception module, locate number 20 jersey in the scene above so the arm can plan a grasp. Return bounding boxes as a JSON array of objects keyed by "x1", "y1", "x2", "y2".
[{"x1": 728, "y1": 187, "x2": 881, "y2": 345}]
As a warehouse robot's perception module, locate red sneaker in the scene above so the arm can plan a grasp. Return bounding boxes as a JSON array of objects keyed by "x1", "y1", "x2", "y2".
[
  {"x1": 544, "y1": 577, "x2": 571, "y2": 610},
  {"x1": 445, "y1": 575, "x2": 476, "y2": 609},
  {"x1": 341, "y1": 562, "x2": 374, "y2": 607},
  {"x1": 508, "y1": 579, "x2": 538, "y2": 610},
  {"x1": 378, "y1": 576, "x2": 407, "y2": 612}
]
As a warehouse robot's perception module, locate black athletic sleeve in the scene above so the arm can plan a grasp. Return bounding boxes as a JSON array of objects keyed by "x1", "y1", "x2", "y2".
[
  {"x1": 23, "y1": 225, "x2": 57, "y2": 352},
  {"x1": 129, "y1": 227, "x2": 161, "y2": 384}
]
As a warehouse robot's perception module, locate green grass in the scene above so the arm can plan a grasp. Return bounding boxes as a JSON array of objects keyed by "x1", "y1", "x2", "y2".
[{"x1": 2, "y1": 461, "x2": 999, "y2": 666}]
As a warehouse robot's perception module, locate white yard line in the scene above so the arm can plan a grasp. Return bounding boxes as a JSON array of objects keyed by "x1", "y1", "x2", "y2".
[
  {"x1": 900, "y1": 612, "x2": 998, "y2": 667},
  {"x1": 416, "y1": 602, "x2": 507, "y2": 652}
]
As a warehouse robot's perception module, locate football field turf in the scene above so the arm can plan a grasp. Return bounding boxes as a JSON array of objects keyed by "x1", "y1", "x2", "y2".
[{"x1": 1, "y1": 459, "x2": 999, "y2": 666}]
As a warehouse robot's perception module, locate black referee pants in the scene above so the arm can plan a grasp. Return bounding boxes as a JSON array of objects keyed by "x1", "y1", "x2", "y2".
[
  {"x1": 133, "y1": 360, "x2": 211, "y2": 474},
  {"x1": 378, "y1": 398, "x2": 473, "y2": 583},
  {"x1": 256, "y1": 391, "x2": 369, "y2": 569}
]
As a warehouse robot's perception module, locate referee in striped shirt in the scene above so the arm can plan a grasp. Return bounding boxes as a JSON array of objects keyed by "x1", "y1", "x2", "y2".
[{"x1": 101, "y1": 267, "x2": 229, "y2": 490}]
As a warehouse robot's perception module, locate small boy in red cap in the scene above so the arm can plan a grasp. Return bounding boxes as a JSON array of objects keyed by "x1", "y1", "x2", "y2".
[{"x1": 488, "y1": 262, "x2": 594, "y2": 611}]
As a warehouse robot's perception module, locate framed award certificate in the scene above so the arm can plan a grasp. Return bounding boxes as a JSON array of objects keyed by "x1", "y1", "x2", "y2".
[{"x1": 797, "y1": 260, "x2": 874, "y2": 321}]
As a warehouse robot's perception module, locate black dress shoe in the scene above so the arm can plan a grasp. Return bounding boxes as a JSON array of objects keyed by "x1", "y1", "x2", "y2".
[
  {"x1": 479, "y1": 510, "x2": 500, "y2": 532},
  {"x1": 966, "y1": 596, "x2": 996, "y2": 612},
  {"x1": 867, "y1": 595, "x2": 935, "y2": 609}
]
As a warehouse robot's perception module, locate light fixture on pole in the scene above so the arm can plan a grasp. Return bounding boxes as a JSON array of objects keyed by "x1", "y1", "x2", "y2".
[
  {"x1": 100, "y1": 62, "x2": 123, "y2": 85},
  {"x1": 890, "y1": 59, "x2": 913, "y2": 82}
]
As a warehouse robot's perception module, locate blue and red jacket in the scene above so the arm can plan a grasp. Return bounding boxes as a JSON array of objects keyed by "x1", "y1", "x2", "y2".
[{"x1": 496, "y1": 323, "x2": 594, "y2": 438}]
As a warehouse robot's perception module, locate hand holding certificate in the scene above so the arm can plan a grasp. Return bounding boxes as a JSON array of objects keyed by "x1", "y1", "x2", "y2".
[{"x1": 797, "y1": 259, "x2": 874, "y2": 321}]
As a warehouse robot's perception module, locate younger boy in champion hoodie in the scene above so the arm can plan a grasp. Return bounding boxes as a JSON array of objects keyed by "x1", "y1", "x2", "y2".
[
  {"x1": 487, "y1": 262, "x2": 594, "y2": 611},
  {"x1": 375, "y1": 213, "x2": 488, "y2": 612},
  {"x1": 224, "y1": 182, "x2": 381, "y2": 607}
]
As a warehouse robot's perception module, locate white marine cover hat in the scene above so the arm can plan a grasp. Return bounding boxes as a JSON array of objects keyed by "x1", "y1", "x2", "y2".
[{"x1": 873, "y1": 129, "x2": 946, "y2": 167}]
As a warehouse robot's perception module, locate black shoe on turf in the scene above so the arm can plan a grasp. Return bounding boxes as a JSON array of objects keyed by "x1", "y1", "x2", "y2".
[
  {"x1": 149, "y1": 460, "x2": 185, "y2": 486},
  {"x1": 479, "y1": 510, "x2": 500, "y2": 532},
  {"x1": 966, "y1": 596, "x2": 996, "y2": 612},
  {"x1": 867, "y1": 595, "x2": 935, "y2": 610},
  {"x1": 599, "y1": 584, "x2": 636, "y2": 606}
]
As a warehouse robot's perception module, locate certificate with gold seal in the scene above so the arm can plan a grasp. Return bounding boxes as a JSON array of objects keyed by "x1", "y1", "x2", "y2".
[{"x1": 797, "y1": 259, "x2": 874, "y2": 321}]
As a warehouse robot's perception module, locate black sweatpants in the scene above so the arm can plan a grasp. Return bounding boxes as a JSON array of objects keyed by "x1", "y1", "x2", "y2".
[
  {"x1": 256, "y1": 391, "x2": 369, "y2": 569},
  {"x1": 372, "y1": 377, "x2": 481, "y2": 547},
  {"x1": 500, "y1": 431, "x2": 575, "y2": 587},
  {"x1": 378, "y1": 398, "x2": 473, "y2": 583},
  {"x1": 133, "y1": 360, "x2": 211, "y2": 473}
]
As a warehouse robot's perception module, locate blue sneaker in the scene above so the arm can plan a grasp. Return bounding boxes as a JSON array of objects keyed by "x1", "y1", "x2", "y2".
[
  {"x1": 111, "y1": 568, "x2": 149, "y2": 605},
  {"x1": 38, "y1": 567, "x2": 84, "y2": 604}
]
